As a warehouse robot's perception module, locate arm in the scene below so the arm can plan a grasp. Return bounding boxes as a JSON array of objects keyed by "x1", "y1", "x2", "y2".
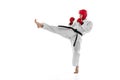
[{"x1": 81, "y1": 21, "x2": 93, "y2": 34}]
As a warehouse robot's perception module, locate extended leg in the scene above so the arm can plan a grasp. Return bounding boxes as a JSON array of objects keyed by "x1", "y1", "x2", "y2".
[{"x1": 42, "y1": 23, "x2": 76, "y2": 39}]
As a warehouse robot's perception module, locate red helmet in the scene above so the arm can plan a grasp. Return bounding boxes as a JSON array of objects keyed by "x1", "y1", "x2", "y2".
[{"x1": 79, "y1": 9, "x2": 87, "y2": 20}]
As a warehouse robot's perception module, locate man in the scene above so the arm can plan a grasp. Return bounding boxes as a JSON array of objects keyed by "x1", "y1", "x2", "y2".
[{"x1": 34, "y1": 9, "x2": 93, "y2": 74}]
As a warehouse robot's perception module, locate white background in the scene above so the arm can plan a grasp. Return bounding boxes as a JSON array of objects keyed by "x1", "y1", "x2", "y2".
[{"x1": 0, "y1": 0, "x2": 120, "y2": 80}]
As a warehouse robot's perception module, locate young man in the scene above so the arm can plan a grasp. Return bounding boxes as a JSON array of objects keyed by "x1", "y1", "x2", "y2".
[{"x1": 34, "y1": 9, "x2": 93, "y2": 74}]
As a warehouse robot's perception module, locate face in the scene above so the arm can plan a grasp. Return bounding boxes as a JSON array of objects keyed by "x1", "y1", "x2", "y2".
[{"x1": 80, "y1": 14, "x2": 83, "y2": 19}]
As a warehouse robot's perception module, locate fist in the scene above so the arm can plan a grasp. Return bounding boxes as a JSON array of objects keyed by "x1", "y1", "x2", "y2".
[
  {"x1": 69, "y1": 17, "x2": 75, "y2": 25},
  {"x1": 77, "y1": 18, "x2": 83, "y2": 25}
]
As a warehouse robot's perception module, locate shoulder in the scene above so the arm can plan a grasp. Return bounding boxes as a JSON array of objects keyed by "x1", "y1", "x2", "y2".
[
  {"x1": 83, "y1": 19, "x2": 92, "y2": 23},
  {"x1": 82, "y1": 19, "x2": 93, "y2": 33},
  {"x1": 83, "y1": 19, "x2": 93, "y2": 26}
]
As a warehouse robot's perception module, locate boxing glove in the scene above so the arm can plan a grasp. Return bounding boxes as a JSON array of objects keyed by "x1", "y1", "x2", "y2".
[{"x1": 69, "y1": 17, "x2": 75, "y2": 25}]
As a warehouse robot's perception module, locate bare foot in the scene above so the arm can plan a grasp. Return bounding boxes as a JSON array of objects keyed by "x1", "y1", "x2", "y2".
[
  {"x1": 34, "y1": 19, "x2": 43, "y2": 28},
  {"x1": 74, "y1": 66, "x2": 79, "y2": 74}
]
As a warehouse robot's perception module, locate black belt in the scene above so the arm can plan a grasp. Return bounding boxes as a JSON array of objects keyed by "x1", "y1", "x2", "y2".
[
  {"x1": 58, "y1": 25, "x2": 83, "y2": 36},
  {"x1": 58, "y1": 25, "x2": 83, "y2": 47},
  {"x1": 73, "y1": 34, "x2": 78, "y2": 47}
]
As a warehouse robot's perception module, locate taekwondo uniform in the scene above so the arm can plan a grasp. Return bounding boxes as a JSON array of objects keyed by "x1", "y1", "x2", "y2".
[{"x1": 42, "y1": 19, "x2": 93, "y2": 66}]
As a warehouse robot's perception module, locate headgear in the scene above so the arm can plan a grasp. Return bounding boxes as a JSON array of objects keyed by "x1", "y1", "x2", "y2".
[{"x1": 79, "y1": 9, "x2": 87, "y2": 20}]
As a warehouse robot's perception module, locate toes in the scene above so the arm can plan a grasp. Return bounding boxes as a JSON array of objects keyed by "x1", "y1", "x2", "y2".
[{"x1": 35, "y1": 19, "x2": 37, "y2": 23}]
